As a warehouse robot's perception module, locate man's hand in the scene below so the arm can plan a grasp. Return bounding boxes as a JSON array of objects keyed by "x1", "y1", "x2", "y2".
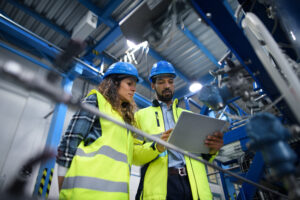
[
  {"x1": 156, "y1": 129, "x2": 173, "y2": 152},
  {"x1": 205, "y1": 131, "x2": 224, "y2": 155}
]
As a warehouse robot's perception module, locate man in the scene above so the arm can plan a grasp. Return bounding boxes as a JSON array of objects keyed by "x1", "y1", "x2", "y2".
[{"x1": 134, "y1": 61, "x2": 224, "y2": 200}]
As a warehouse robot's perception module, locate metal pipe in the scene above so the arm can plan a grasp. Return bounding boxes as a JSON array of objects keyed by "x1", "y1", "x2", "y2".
[
  {"x1": 188, "y1": 98, "x2": 202, "y2": 110},
  {"x1": 0, "y1": 42, "x2": 65, "y2": 77},
  {"x1": 207, "y1": 165, "x2": 240, "y2": 176},
  {"x1": 254, "y1": 94, "x2": 267, "y2": 102},
  {"x1": 218, "y1": 50, "x2": 231, "y2": 65},
  {"x1": 0, "y1": 14, "x2": 60, "y2": 51},
  {"x1": 231, "y1": 118, "x2": 249, "y2": 126},
  {"x1": 0, "y1": 61, "x2": 288, "y2": 199}
]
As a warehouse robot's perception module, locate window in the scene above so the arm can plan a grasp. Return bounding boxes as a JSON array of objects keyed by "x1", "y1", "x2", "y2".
[
  {"x1": 233, "y1": 183, "x2": 240, "y2": 194},
  {"x1": 206, "y1": 165, "x2": 218, "y2": 184},
  {"x1": 212, "y1": 193, "x2": 222, "y2": 200}
]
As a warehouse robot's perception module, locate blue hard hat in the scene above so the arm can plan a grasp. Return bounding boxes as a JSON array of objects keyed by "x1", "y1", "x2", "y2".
[
  {"x1": 149, "y1": 61, "x2": 177, "y2": 82},
  {"x1": 103, "y1": 62, "x2": 139, "y2": 82}
]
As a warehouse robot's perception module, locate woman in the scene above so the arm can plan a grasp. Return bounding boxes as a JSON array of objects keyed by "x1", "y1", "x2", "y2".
[{"x1": 56, "y1": 62, "x2": 145, "y2": 199}]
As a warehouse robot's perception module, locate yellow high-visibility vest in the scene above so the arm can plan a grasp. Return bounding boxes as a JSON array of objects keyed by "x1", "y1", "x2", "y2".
[
  {"x1": 135, "y1": 99, "x2": 215, "y2": 200},
  {"x1": 59, "y1": 89, "x2": 134, "y2": 200}
]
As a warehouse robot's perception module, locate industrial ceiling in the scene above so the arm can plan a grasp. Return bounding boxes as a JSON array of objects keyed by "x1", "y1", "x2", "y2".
[{"x1": 0, "y1": 0, "x2": 239, "y2": 110}]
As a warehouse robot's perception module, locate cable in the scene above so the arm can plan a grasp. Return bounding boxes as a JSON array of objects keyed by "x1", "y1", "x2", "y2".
[{"x1": 147, "y1": 1, "x2": 177, "y2": 52}]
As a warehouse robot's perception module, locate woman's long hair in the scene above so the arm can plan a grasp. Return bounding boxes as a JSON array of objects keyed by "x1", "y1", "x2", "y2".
[{"x1": 98, "y1": 74, "x2": 137, "y2": 125}]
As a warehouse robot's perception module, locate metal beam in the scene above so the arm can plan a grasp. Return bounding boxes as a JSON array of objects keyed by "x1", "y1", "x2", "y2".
[
  {"x1": 101, "y1": 0, "x2": 123, "y2": 18},
  {"x1": 0, "y1": 42, "x2": 63, "y2": 76},
  {"x1": 179, "y1": 26, "x2": 221, "y2": 68},
  {"x1": 0, "y1": 14, "x2": 59, "y2": 58},
  {"x1": 184, "y1": 97, "x2": 191, "y2": 110},
  {"x1": 7, "y1": 0, "x2": 71, "y2": 38},
  {"x1": 217, "y1": 161, "x2": 232, "y2": 200},
  {"x1": 175, "y1": 73, "x2": 214, "y2": 99},
  {"x1": 7, "y1": 0, "x2": 122, "y2": 63},
  {"x1": 134, "y1": 93, "x2": 152, "y2": 108},
  {"x1": 222, "y1": 0, "x2": 236, "y2": 20},
  {"x1": 93, "y1": 26, "x2": 122, "y2": 53},
  {"x1": 238, "y1": 152, "x2": 265, "y2": 200},
  {"x1": 231, "y1": 102, "x2": 248, "y2": 116},
  {"x1": 78, "y1": 0, "x2": 118, "y2": 28},
  {"x1": 223, "y1": 125, "x2": 248, "y2": 145},
  {"x1": 148, "y1": 48, "x2": 190, "y2": 83},
  {"x1": 189, "y1": 98, "x2": 202, "y2": 110},
  {"x1": 0, "y1": 14, "x2": 105, "y2": 83},
  {"x1": 33, "y1": 76, "x2": 75, "y2": 197}
]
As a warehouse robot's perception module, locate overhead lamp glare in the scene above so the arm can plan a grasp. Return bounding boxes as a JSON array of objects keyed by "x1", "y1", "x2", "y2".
[
  {"x1": 127, "y1": 40, "x2": 137, "y2": 49},
  {"x1": 189, "y1": 82, "x2": 203, "y2": 93}
]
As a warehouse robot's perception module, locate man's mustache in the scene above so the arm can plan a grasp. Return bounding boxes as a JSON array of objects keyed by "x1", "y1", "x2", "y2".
[{"x1": 162, "y1": 89, "x2": 172, "y2": 94}]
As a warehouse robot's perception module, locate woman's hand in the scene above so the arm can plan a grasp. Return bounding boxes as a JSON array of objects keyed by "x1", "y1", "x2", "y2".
[{"x1": 156, "y1": 129, "x2": 173, "y2": 152}]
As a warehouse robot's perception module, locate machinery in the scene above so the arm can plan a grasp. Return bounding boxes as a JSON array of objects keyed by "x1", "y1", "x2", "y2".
[{"x1": 190, "y1": 0, "x2": 300, "y2": 199}]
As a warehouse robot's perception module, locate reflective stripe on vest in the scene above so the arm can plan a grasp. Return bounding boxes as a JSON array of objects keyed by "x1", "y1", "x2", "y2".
[
  {"x1": 76, "y1": 145, "x2": 127, "y2": 163},
  {"x1": 59, "y1": 90, "x2": 132, "y2": 199},
  {"x1": 62, "y1": 176, "x2": 128, "y2": 193}
]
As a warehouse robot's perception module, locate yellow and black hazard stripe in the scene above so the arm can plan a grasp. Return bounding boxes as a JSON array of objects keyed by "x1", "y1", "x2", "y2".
[
  {"x1": 46, "y1": 168, "x2": 54, "y2": 198},
  {"x1": 92, "y1": 49, "x2": 100, "y2": 56},
  {"x1": 38, "y1": 168, "x2": 54, "y2": 197},
  {"x1": 38, "y1": 168, "x2": 48, "y2": 196}
]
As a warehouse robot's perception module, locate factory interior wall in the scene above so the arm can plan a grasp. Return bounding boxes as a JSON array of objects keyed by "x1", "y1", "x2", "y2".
[
  {"x1": 0, "y1": 46, "x2": 85, "y2": 197},
  {"x1": 0, "y1": 46, "x2": 56, "y2": 195}
]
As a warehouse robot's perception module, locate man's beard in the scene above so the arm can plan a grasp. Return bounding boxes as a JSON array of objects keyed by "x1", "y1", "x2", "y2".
[{"x1": 156, "y1": 89, "x2": 173, "y2": 102}]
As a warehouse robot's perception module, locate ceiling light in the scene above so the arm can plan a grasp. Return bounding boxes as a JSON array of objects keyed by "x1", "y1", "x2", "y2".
[
  {"x1": 290, "y1": 31, "x2": 296, "y2": 41},
  {"x1": 126, "y1": 40, "x2": 148, "y2": 51},
  {"x1": 189, "y1": 82, "x2": 203, "y2": 93},
  {"x1": 127, "y1": 40, "x2": 137, "y2": 49}
]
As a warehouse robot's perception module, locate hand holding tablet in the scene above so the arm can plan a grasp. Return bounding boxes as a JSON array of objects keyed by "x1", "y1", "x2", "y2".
[{"x1": 167, "y1": 112, "x2": 228, "y2": 154}]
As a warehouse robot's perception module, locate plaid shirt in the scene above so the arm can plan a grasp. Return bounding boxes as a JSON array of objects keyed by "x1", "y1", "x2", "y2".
[{"x1": 56, "y1": 94, "x2": 101, "y2": 168}]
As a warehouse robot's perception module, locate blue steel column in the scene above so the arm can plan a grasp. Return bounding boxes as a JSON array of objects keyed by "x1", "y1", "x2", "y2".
[
  {"x1": 184, "y1": 97, "x2": 191, "y2": 110},
  {"x1": 217, "y1": 161, "x2": 236, "y2": 200},
  {"x1": 189, "y1": 98, "x2": 202, "y2": 110},
  {"x1": 237, "y1": 152, "x2": 265, "y2": 200},
  {"x1": 33, "y1": 76, "x2": 76, "y2": 197},
  {"x1": 200, "y1": 105, "x2": 209, "y2": 115},
  {"x1": 179, "y1": 26, "x2": 221, "y2": 68},
  {"x1": 217, "y1": 162, "x2": 230, "y2": 200},
  {"x1": 0, "y1": 42, "x2": 63, "y2": 77},
  {"x1": 0, "y1": 14, "x2": 59, "y2": 59}
]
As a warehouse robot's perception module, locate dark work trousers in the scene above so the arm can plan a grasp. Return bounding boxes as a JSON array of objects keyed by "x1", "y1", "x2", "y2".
[{"x1": 166, "y1": 173, "x2": 193, "y2": 200}]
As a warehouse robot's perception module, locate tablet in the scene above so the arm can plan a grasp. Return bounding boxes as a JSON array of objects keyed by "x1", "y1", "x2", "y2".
[{"x1": 167, "y1": 111, "x2": 228, "y2": 154}]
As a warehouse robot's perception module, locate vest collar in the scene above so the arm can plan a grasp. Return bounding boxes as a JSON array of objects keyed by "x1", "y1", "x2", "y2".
[{"x1": 152, "y1": 99, "x2": 179, "y2": 108}]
